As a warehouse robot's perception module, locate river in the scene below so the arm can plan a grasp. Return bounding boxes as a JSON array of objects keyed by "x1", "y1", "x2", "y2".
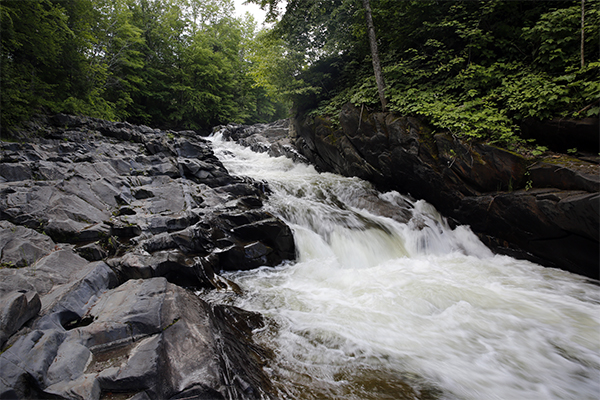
[{"x1": 206, "y1": 133, "x2": 600, "y2": 400}]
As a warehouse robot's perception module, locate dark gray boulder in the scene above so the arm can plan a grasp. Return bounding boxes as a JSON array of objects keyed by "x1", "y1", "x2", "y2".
[
  {"x1": 0, "y1": 251, "x2": 274, "y2": 400},
  {"x1": 0, "y1": 221, "x2": 56, "y2": 268},
  {"x1": 214, "y1": 120, "x2": 309, "y2": 164},
  {"x1": 0, "y1": 278, "x2": 273, "y2": 399},
  {"x1": 0, "y1": 289, "x2": 41, "y2": 349}
]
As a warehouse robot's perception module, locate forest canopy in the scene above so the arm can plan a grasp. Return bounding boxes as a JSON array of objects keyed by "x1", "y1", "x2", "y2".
[
  {"x1": 1, "y1": 0, "x2": 598, "y2": 143},
  {"x1": 251, "y1": 0, "x2": 599, "y2": 144},
  {"x1": 0, "y1": 0, "x2": 288, "y2": 131}
]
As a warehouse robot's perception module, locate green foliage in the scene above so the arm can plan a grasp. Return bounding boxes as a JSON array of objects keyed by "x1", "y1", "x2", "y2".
[
  {"x1": 252, "y1": 0, "x2": 599, "y2": 147},
  {"x1": 1, "y1": 0, "x2": 70, "y2": 128},
  {"x1": 3, "y1": 0, "x2": 597, "y2": 138},
  {"x1": 531, "y1": 145, "x2": 549, "y2": 156},
  {"x1": 1, "y1": 0, "x2": 287, "y2": 132},
  {"x1": 123, "y1": 0, "x2": 288, "y2": 128}
]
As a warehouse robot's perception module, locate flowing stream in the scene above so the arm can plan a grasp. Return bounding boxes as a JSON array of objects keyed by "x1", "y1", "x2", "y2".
[{"x1": 207, "y1": 134, "x2": 600, "y2": 400}]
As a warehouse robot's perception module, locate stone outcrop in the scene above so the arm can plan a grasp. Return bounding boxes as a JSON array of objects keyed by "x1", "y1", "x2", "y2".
[
  {"x1": 0, "y1": 114, "x2": 295, "y2": 398},
  {"x1": 2, "y1": 108, "x2": 597, "y2": 397},
  {"x1": 215, "y1": 119, "x2": 309, "y2": 164},
  {"x1": 1, "y1": 277, "x2": 273, "y2": 399},
  {"x1": 290, "y1": 103, "x2": 599, "y2": 279}
]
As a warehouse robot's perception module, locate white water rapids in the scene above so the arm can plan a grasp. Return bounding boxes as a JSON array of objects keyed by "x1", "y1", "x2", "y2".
[{"x1": 207, "y1": 134, "x2": 600, "y2": 400}]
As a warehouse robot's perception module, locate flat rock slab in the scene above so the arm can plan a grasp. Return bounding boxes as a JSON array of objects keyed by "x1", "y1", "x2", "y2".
[{"x1": 0, "y1": 221, "x2": 56, "y2": 268}]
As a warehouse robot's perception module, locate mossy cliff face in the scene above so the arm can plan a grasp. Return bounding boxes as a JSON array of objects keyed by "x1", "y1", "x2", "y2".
[{"x1": 292, "y1": 103, "x2": 599, "y2": 279}]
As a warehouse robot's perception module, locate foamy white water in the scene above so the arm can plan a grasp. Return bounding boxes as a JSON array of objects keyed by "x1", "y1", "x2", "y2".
[{"x1": 207, "y1": 134, "x2": 600, "y2": 400}]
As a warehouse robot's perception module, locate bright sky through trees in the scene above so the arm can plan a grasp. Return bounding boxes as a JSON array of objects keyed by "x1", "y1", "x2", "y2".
[{"x1": 233, "y1": 0, "x2": 266, "y2": 24}]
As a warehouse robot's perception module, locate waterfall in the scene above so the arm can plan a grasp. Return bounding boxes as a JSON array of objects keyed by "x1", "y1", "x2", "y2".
[{"x1": 207, "y1": 134, "x2": 600, "y2": 400}]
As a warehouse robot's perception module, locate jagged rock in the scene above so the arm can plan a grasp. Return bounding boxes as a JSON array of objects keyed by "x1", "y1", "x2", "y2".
[
  {"x1": 218, "y1": 181, "x2": 267, "y2": 198},
  {"x1": 0, "y1": 113, "x2": 297, "y2": 398},
  {"x1": 214, "y1": 120, "x2": 309, "y2": 164},
  {"x1": 0, "y1": 163, "x2": 33, "y2": 182},
  {"x1": 7, "y1": 278, "x2": 271, "y2": 399},
  {"x1": 0, "y1": 329, "x2": 65, "y2": 399},
  {"x1": 76, "y1": 242, "x2": 109, "y2": 262},
  {"x1": 123, "y1": 209, "x2": 295, "y2": 277},
  {"x1": 529, "y1": 157, "x2": 599, "y2": 193},
  {"x1": 45, "y1": 373, "x2": 100, "y2": 400},
  {"x1": 229, "y1": 217, "x2": 296, "y2": 261},
  {"x1": 0, "y1": 250, "x2": 92, "y2": 303},
  {"x1": 0, "y1": 289, "x2": 41, "y2": 348},
  {"x1": 435, "y1": 133, "x2": 528, "y2": 193},
  {"x1": 110, "y1": 221, "x2": 142, "y2": 239},
  {"x1": 116, "y1": 249, "x2": 203, "y2": 288},
  {"x1": 0, "y1": 269, "x2": 274, "y2": 399},
  {"x1": 0, "y1": 221, "x2": 56, "y2": 268},
  {"x1": 295, "y1": 114, "x2": 384, "y2": 181},
  {"x1": 46, "y1": 341, "x2": 93, "y2": 386},
  {"x1": 36, "y1": 263, "x2": 117, "y2": 332},
  {"x1": 237, "y1": 196, "x2": 263, "y2": 209}
]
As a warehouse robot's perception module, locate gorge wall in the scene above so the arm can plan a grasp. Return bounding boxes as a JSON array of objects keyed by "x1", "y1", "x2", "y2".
[{"x1": 291, "y1": 103, "x2": 599, "y2": 280}]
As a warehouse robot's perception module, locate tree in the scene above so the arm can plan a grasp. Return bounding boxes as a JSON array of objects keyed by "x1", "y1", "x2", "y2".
[
  {"x1": 581, "y1": 0, "x2": 585, "y2": 68},
  {"x1": 362, "y1": 0, "x2": 386, "y2": 111},
  {"x1": 88, "y1": 0, "x2": 144, "y2": 120},
  {"x1": 0, "y1": 0, "x2": 71, "y2": 129},
  {"x1": 0, "y1": 0, "x2": 288, "y2": 131},
  {"x1": 246, "y1": 0, "x2": 390, "y2": 111},
  {"x1": 247, "y1": 0, "x2": 599, "y2": 144}
]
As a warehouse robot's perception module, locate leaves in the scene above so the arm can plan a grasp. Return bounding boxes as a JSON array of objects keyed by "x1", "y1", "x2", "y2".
[
  {"x1": 0, "y1": 0, "x2": 72, "y2": 127},
  {"x1": 1, "y1": 0, "x2": 287, "y2": 131},
  {"x1": 3, "y1": 0, "x2": 597, "y2": 136},
  {"x1": 257, "y1": 0, "x2": 598, "y2": 146}
]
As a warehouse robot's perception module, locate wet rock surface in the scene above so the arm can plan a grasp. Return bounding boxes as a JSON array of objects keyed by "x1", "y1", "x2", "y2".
[
  {"x1": 288, "y1": 103, "x2": 599, "y2": 279},
  {"x1": 0, "y1": 114, "x2": 294, "y2": 399},
  {"x1": 214, "y1": 119, "x2": 309, "y2": 164}
]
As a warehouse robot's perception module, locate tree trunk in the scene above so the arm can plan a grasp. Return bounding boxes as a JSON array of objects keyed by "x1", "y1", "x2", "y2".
[
  {"x1": 362, "y1": 0, "x2": 387, "y2": 111},
  {"x1": 581, "y1": 0, "x2": 585, "y2": 68}
]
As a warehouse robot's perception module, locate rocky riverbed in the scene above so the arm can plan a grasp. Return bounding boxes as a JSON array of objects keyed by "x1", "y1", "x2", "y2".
[
  {"x1": 0, "y1": 114, "x2": 295, "y2": 399},
  {"x1": 1, "y1": 109, "x2": 598, "y2": 399}
]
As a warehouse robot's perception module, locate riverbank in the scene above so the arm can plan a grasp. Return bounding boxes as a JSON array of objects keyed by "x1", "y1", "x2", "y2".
[
  {"x1": 0, "y1": 114, "x2": 294, "y2": 399},
  {"x1": 201, "y1": 131, "x2": 600, "y2": 400}
]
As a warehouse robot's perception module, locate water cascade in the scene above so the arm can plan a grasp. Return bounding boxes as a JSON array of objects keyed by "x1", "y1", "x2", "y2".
[{"x1": 207, "y1": 134, "x2": 600, "y2": 400}]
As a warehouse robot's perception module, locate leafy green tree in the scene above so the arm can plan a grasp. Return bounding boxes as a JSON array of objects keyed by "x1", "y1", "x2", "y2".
[
  {"x1": 1, "y1": 0, "x2": 289, "y2": 131},
  {"x1": 251, "y1": 0, "x2": 599, "y2": 144},
  {"x1": 86, "y1": 0, "x2": 144, "y2": 120},
  {"x1": 245, "y1": 30, "x2": 310, "y2": 109},
  {"x1": 55, "y1": 0, "x2": 145, "y2": 120},
  {"x1": 126, "y1": 0, "x2": 186, "y2": 126},
  {"x1": 0, "y1": 0, "x2": 71, "y2": 129}
]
